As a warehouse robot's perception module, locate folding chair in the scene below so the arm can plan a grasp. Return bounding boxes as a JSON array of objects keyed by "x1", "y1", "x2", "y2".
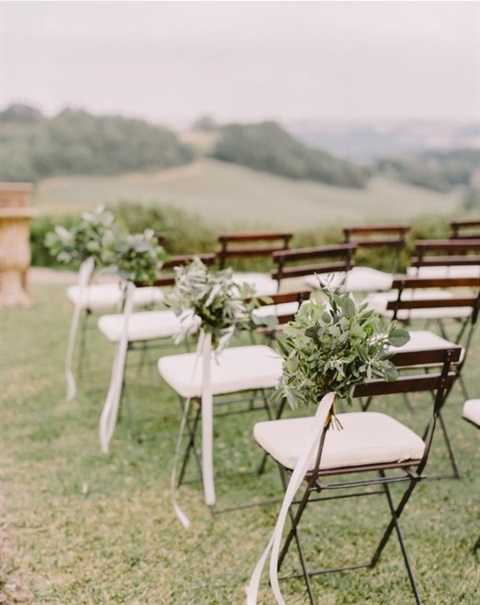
[
  {"x1": 450, "y1": 219, "x2": 480, "y2": 240},
  {"x1": 462, "y1": 399, "x2": 480, "y2": 552},
  {"x1": 217, "y1": 231, "x2": 292, "y2": 295},
  {"x1": 366, "y1": 275, "x2": 479, "y2": 391},
  {"x1": 343, "y1": 225, "x2": 410, "y2": 272},
  {"x1": 407, "y1": 238, "x2": 480, "y2": 279},
  {"x1": 366, "y1": 276, "x2": 480, "y2": 477},
  {"x1": 158, "y1": 341, "x2": 286, "y2": 513},
  {"x1": 247, "y1": 344, "x2": 461, "y2": 605},
  {"x1": 251, "y1": 290, "x2": 312, "y2": 343},
  {"x1": 272, "y1": 243, "x2": 357, "y2": 292},
  {"x1": 65, "y1": 256, "x2": 163, "y2": 400},
  {"x1": 98, "y1": 253, "x2": 215, "y2": 453}
]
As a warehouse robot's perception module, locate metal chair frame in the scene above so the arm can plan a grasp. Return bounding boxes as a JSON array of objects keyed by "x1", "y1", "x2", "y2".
[
  {"x1": 166, "y1": 290, "x2": 310, "y2": 512},
  {"x1": 259, "y1": 345, "x2": 460, "y2": 605}
]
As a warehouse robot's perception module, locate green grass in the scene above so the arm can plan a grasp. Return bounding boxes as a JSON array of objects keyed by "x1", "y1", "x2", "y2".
[
  {"x1": 31, "y1": 158, "x2": 463, "y2": 230},
  {"x1": 1, "y1": 282, "x2": 479, "y2": 604}
]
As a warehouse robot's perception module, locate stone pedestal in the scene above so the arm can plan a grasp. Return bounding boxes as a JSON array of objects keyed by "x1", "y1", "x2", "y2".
[{"x1": 0, "y1": 183, "x2": 38, "y2": 307}]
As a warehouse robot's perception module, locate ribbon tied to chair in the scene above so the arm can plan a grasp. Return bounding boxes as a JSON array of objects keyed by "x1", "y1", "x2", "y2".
[
  {"x1": 246, "y1": 391, "x2": 336, "y2": 605},
  {"x1": 170, "y1": 328, "x2": 218, "y2": 528},
  {"x1": 65, "y1": 256, "x2": 95, "y2": 401},
  {"x1": 99, "y1": 281, "x2": 135, "y2": 454}
]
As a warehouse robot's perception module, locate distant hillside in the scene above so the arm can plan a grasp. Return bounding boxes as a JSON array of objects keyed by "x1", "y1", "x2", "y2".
[
  {"x1": 377, "y1": 149, "x2": 480, "y2": 193},
  {"x1": 288, "y1": 119, "x2": 480, "y2": 162},
  {"x1": 211, "y1": 121, "x2": 369, "y2": 189},
  {"x1": 0, "y1": 104, "x2": 194, "y2": 183}
]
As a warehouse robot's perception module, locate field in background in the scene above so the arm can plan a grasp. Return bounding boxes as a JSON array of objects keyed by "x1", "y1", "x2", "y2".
[{"x1": 32, "y1": 158, "x2": 463, "y2": 229}]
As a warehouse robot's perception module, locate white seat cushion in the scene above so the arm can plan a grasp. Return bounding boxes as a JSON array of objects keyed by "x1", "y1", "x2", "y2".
[
  {"x1": 98, "y1": 310, "x2": 182, "y2": 343},
  {"x1": 304, "y1": 266, "x2": 393, "y2": 293},
  {"x1": 158, "y1": 345, "x2": 282, "y2": 398},
  {"x1": 67, "y1": 283, "x2": 164, "y2": 310},
  {"x1": 407, "y1": 265, "x2": 480, "y2": 279},
  {"x1": 463, "y1": 399, "x2": 480, "y2": 427},
  {"x1": 232, "y1": 272, "x2": 279, "y2": 296},
  {"x1": 253, "y1": 301, "x2": 300, "y2": 320},
  {"x1": 254, "y1": 411, "x2": 425, "y2": 472},
  {"x1": 389, "y1": 330, "x2": 465, "y2": 363},
  {"x1": 366, "y1": 290, "x2": 472, "y2": 320}
]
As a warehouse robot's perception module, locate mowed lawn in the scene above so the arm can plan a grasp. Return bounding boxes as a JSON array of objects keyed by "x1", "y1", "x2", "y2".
[
  {"x1": 1, "y1": 280, "x2": 479, "y2": 604},
  {"x1": 32, "y1": 158, "x2": 463, "y2": 229}
]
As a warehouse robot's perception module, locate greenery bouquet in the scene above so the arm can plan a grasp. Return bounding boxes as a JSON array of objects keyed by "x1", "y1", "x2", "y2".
[
  {"x1": 45, "y1": 204, "x2": 121, "y2": 265},
  {"x1": 101, "y1": 228, "x2": 168, "y2": 285},
  {"x1": 166, "y1": 257, "x2": 273, "y2": 351},
  {"x1": 271, "y1": 277, "x2": 410, "y2": 419}
]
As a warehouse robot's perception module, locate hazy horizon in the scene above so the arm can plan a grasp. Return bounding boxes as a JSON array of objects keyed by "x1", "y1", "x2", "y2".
[{"x1": 1, "y1": 1, "x2": 479, "y2": 128}]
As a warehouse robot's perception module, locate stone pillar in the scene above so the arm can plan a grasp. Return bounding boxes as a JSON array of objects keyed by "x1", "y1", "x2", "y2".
[{"x1": 0, "y1": 183, "x2": 38, "y2": 307}]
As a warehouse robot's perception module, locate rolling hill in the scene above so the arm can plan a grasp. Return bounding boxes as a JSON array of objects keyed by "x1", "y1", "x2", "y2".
[{"x1": 32, "y1": 158, "x2": 463, "y2": 231}]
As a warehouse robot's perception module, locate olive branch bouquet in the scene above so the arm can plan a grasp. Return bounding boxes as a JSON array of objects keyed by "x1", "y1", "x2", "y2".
[
  {"x1": 45, "y1": 205, "x2": 121, "y2": 265},
  {"x1": 271, "y1": 277, "x2": 410, "y2": 419},
  {"x1": 166, "y1": 257, "x2": 275, "y2": 351}
]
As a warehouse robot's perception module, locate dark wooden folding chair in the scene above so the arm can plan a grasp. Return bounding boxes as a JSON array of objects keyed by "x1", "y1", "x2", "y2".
[
  {"x1": 449, "y1": 219, "x2": 480, "y2": 240},
  {"x1": 157, "y1": 289, "x2": 310, "y2": 513},
  {"x1": 65, "y1": 233, "x2": 167, "y2": 400},
  {"x1": 248, "y1": 344, "x2": 461, "y2": 605},
  {"x1": 251, "y1": 289, "x2": 312, "y2": 342},
  {"x1": 216, "y1": 231, "x2": 292, "y2": 296},
  {"x1": 272, "y1": 243, "x2": 357, "y2": 291},
  {"x1": 343, "y1": 223, "x2": 410, "y2": 272},
  {"x1": 408, "y1": 238, "x2": 480, "y2": 279},
  {"x1": 98, "y1": 253, "x2": 216, "y2": 452},
  {"x1": 366, "y1": 275, "x2": 480, "y2": 477}
]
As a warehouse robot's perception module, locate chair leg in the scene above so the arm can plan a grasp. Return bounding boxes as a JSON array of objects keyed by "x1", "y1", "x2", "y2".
[
  {"x1": 257, "y1": 398, "x2": 286, "y2": 475},
  {"x1": 177, "y1": 401, "x2": 202, "y2": 488},
  {"x1": 370, "y1": 472, "x2": 422, "y2": 605},
  {"x1": 473, "y1": 535, "x2": 480, "y2": 553},
  {"x1": 436, "y1": 412, "x2": 461, "y2": 479},
  {"x1": 77, "y1": 309, "x2": 94, "y2": 382}
]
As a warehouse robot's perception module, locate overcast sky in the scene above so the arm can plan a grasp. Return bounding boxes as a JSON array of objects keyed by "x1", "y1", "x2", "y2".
[{"x1": 1, "y1": 1, "x2": 479, "y2": 126}]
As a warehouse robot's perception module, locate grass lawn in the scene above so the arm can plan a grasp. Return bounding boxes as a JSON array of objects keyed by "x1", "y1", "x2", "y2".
[
  {"x1": 1, "y1": 280, "x2": 479, "y2": 604},
  {"x1": 31, "y1": 158, "x2": 463, "y2": 230}
]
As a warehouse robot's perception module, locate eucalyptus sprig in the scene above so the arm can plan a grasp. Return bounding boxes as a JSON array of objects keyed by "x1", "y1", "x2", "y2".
[
  {"x1": 271, "y1": 277, "x2": 410, "y2": 410},
  {"x1": 166, "y1": 257, "x2": 274, "y2": 350},
  {"x1": 101, "y1": 228, "x2": 168, "y2": 285},
  {"x1": 45, "y1": 204, "x2": 122, "y2": 265}
]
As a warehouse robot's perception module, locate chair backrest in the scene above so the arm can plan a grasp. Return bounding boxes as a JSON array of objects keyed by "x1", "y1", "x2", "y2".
[
  {"x1": 271, "y1": 243, "x2": 357, "y2": 284},
  {"x1": 387, "y1": 275, "x2": 480, "y2": 317},
  {"x1": 343, "y1": 224, "x2": 410, "y2": 272},
  {"x1": 251, "y1": 290, "x2": 311, "y2": 338},
  {"x1": 352, "y1": 345, "x2": 461, "y2": 474},
  {"x1": 386, "y1": 275, "x2": 480, "y2": 369},
  {"x1": 410, "y1": 239, "x2": 480, "y2": 271},
  {"x1": 134, "y1": 253, "x2": 216, "y2": 288},
  {"x1": 217, "y1": 231, "x2": 292, "y2": 270},
  {"x1": 450, "y1": 219, "x2": 480, "y2": 240}
]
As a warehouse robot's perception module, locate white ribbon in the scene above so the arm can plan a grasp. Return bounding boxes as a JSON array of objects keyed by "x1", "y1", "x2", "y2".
[
  {"x1": 170, "y1": 328, "x2": 217, "y2": 526},
  {"x1": 246, "y1": 392, "x2": 335, "y2": 605},
  {"x1": 201, "y1": 331, "x2": 215, "y2": 506},
  {"x1": 65, "y1": 256, "x2": 95, "y2": 401},
  {"x1": 99, "y1": 281, "x2": 135, "y2": 454}
]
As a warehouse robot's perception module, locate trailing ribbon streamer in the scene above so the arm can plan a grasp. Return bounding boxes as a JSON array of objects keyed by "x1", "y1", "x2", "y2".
[
  {"x1": 246, "y1": 392, "x2": 335, "y2": 605},
  {"x1": 170, "y1": 330, "x2": 205, "y2": 528},
  {"x1": 201, "y1": 331, "x2": 215, "y2": 506},
  {"x1": 65, "y1": 256, "x2": 95, "y2": 401},
  {"x1": 99, "y1": 281, "x2": 135, "y2": 454}
]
